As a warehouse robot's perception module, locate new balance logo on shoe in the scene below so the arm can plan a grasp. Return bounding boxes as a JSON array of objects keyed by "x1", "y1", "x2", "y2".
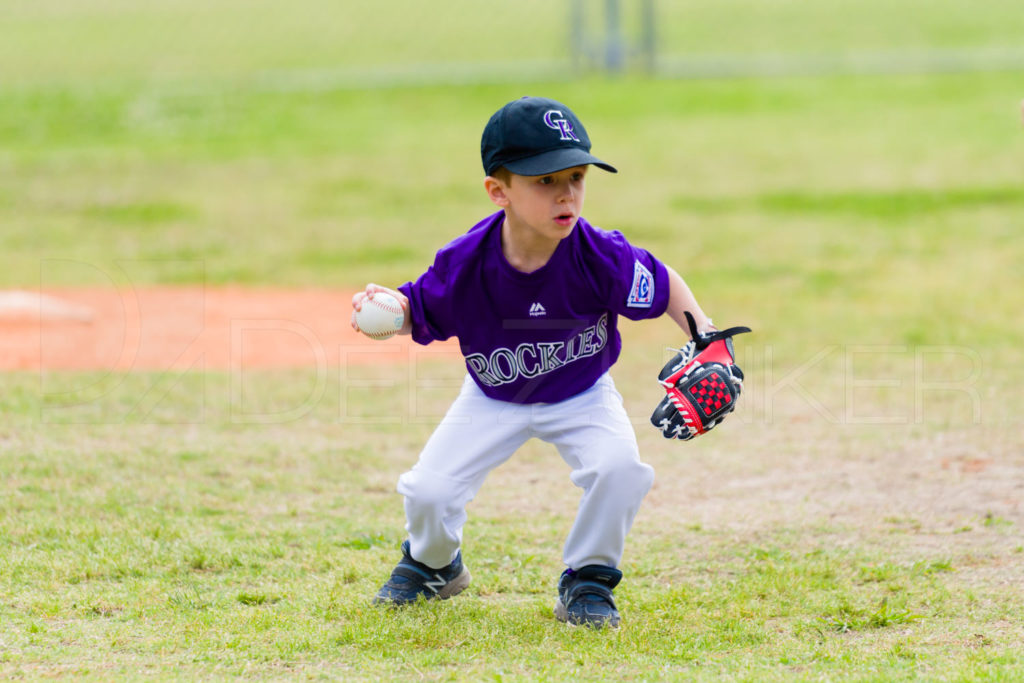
[
  {"x1": 529, "y1": 302, "x2": 546, "y2": 317},
  {"x1": 423, "y1": 574, "x2": 447, "y2": 595}
]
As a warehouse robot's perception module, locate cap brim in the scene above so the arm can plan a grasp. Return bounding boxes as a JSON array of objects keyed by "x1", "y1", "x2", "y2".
[{"x1": 502, "y1": 148, "x2": 617, "y2": 176}]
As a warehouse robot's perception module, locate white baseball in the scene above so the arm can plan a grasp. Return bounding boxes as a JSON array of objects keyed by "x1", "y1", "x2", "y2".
[{"x1": 356, "y1": 292, "x2": 405, "y2": 340}]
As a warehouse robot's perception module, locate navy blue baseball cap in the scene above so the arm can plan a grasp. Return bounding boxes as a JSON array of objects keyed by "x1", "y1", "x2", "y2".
[{"x1": 481, "y1": 96, "x2": 617, "y2": 177}]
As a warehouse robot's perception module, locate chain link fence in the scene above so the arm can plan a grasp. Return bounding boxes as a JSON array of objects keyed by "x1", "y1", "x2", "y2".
[{"x1": 3, "y1": 0, "x2": 1024, "y2": 90}]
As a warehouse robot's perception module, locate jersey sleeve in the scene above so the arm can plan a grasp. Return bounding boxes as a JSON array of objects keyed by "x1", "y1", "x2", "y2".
[
  {"x1": 584, "y1": 228, "x2": 670, "y2": 321},
  {"x1": 398, "y1": 254, "x2": 457, "y2": 345}
]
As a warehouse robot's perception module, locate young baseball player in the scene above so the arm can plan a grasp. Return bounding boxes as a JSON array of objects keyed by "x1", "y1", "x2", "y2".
[{"x1": 351, "y1": 96, "x2": 723, "y2": 628}]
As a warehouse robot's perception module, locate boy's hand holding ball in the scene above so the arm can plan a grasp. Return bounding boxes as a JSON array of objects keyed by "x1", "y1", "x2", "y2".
[{"x1": 352, "y1": 285, "x2": 408, "y2": 340}]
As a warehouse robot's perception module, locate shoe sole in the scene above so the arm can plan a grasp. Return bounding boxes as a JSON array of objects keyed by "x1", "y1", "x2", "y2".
[
  {"x1": 554, "y1": 598, "x2": 570, "y2": 623},
  {"x1": 437, "y1": 566, "x2": 471, "y2": 599}
]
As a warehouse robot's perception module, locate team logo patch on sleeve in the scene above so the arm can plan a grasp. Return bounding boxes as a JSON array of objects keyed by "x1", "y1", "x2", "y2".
[{"x1": 627, "y1": 260, "x2": 655, "y2": 308}]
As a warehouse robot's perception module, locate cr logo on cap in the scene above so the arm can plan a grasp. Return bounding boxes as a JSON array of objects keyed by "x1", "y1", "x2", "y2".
[{"x1": 543, "y1": 110, "x2": 580, "y2": 142}]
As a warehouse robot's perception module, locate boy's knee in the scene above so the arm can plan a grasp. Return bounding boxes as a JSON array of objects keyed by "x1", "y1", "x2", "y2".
[
  {"x1": 398, "y1": 468, "x2": 467, "y2": 510},
  {"x1": 590, "y1": 446, "x2": 655, "y2": 494},
  {"x1": 615, "y1": 457, "x2": 655, "y2": 495}
]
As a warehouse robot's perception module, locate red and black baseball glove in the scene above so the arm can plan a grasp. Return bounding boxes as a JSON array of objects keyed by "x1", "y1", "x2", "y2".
[{"x1": 651, "y1": 312, "x2": 751, "y2": 440}]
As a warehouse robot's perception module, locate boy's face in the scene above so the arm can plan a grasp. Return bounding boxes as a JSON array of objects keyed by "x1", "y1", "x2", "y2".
[{"x1": 487, "y1": 165, "x2": 588, "y2": 242}]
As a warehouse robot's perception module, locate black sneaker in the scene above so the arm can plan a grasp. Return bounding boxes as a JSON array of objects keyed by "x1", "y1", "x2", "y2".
[
  {"x1": 554, "y1": 565, "x2": 622, "y2": 628},
  {"x1": 373, "y1": 540, "x2": 471, "y2": 606}
]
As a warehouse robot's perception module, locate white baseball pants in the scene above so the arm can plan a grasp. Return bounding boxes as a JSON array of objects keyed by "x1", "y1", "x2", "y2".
[{"x1": 397, "y1": 373, "x2": 655, "y2": 570}]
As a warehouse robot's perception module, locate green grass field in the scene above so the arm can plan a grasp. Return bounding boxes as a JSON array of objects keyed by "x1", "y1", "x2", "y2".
[{"x1": 2, "y1": 1, "x2": 1024, "y2": 679}]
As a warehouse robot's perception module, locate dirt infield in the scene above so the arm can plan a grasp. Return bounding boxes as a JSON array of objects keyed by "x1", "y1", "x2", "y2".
[
  {"x1": 0, "y1": 287, "x2": 456, "y2": 371},
  {"x1": 5, "y1": 288, "x2": 1022, "y2": 625}
]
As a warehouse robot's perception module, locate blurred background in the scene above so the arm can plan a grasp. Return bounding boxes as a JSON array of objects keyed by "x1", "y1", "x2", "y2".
[
  {"x1": 6, "y1": 0, "x2": 1024, "y2": 85},
  {"x1": 2, "y1": 0, "x2": 1023, "y2": 410}
]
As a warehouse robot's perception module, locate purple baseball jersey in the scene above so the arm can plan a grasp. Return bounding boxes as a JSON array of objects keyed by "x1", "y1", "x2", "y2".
[{"x1": 399, "y1": 211, "x2": 669, "y2": 404}]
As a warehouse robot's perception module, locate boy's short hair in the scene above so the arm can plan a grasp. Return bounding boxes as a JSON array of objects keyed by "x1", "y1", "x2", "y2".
[{"x1": 489, "y1": 166, "x2": 512, "y2": 184}]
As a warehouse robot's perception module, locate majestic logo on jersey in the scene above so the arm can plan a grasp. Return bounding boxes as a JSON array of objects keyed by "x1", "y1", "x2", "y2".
[
  {"x1": 529, "y1": 302, "x2": 547, "y2": 317},
  {"x1": 465, "y1": 314, "x2": 609, "y2": 388},
  {"x1": 543, "y1": 110, "x2": 580, "y2": 142},
  {"x1": 626, "y1": 260, "x2": 655, "y2": 308}
]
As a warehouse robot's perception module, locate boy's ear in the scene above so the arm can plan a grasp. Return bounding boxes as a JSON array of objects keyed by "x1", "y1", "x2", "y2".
[{"x1": 484, "y1": 175, "x2": 510, "y2": 208}]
